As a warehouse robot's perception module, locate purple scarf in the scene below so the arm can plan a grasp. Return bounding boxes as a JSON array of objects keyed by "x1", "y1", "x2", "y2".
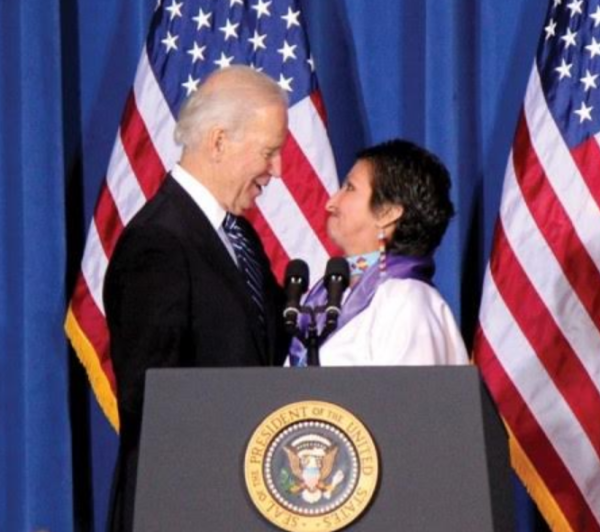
[{"x1": 288, "y1": 254, "x2": 435, "y2": 366}]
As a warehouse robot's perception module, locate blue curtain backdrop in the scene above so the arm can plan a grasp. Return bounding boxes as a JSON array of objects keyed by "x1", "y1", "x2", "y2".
[
  {"x1": 0, "y1": 2, "x2": 74, "y2": 532},
  {"x1": 0, "y1": 0, "x2": 549, "y2": 530}
]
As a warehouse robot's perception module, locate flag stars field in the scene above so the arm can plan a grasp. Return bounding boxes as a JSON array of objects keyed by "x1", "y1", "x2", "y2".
[
  {"x1": 146, "y1": 0, "x2": 319, "y2": 103},
  {"x1": 546, "y1": 0, "x2": 600, "y2": 143}
]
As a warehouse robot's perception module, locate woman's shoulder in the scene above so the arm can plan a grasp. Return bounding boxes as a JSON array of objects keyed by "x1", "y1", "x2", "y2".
[
  {"x1": 369, "y1": 278, "x2": 468, "y2": 365},
  {"x1": 374, "y1": 277, "x2": 444, "y2": 304},
  {"x1": 369, "y1": 277, "x2": 458, "y2": 327}
]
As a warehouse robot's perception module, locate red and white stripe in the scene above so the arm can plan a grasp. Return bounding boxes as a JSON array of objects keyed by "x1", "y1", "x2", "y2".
[
  {"x1": 475, "y1": 64, "x2": 600, "y2": 532},
  {"x1": 67, "y1": 46, "x2": 338, "y2": 427}
]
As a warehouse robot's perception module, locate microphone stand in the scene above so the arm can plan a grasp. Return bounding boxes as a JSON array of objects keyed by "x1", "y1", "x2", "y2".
[
  {"x1": 305, "y1": 307, "x2": 320, "y2": 367},
  {"x1": 290, "y1": 304, "x2": 339, "y2": 367}
]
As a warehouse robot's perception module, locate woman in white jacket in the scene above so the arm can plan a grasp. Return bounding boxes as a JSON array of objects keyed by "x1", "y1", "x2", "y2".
[{"x1": 288, "y1": 139, "x2": 468, "y2": 368}]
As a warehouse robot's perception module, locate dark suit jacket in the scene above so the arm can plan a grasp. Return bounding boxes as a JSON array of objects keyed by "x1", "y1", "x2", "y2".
[{"x1": 103, "y1": 175, "x2": 288, "y2": 532}]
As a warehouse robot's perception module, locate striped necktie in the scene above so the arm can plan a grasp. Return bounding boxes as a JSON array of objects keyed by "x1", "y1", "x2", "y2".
[{"x1": 223, "y1": 213, "x2": 266, "y2": 329}]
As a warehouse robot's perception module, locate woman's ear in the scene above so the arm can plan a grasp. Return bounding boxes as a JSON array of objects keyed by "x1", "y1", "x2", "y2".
[{"x1": 377, "y1": 204, "x2": 404, "y2": 229}]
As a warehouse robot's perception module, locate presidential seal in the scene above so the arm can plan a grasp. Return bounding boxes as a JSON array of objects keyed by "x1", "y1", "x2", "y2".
[{"x1": 244, "y1": 401, "x2": 379, "y2": 532}]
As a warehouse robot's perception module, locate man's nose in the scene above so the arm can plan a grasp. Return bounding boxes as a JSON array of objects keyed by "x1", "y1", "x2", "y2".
[{"x1": 269, "y1": 153, "x2": 283, "y2": 177}]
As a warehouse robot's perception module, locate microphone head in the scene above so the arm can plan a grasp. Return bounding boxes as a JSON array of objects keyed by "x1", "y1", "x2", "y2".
[
  {"x1": 324, "y1": 257, "x2": 350, "y2": 289},
  {"x1": 284, "y1": 259, "x2": 309, "y2": 292}
]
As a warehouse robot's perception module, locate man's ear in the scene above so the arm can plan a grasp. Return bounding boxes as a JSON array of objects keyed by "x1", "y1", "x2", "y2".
[
  {"x1": 208, "y1": 127, "x2": 227, "y2": 161},
  {"x1": 377, "y1": 204, "x2": 404, "y2": 228}
]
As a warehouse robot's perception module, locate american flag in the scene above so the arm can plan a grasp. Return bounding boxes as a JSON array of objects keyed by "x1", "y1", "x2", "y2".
[
  {"x1": 473, "y1": 0, "x2": 600, "y2": 530},
  {"x1": 64, "y1": 0, "x2": 338, "y2": 431}
]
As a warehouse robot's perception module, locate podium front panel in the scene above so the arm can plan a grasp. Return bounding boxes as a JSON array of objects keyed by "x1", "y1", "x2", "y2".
[{"x1": 134, "y1": 366, "x2": 513, "y2": 531}]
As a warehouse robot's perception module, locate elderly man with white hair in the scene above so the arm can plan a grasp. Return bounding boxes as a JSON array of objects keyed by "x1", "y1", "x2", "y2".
[{"x1": 103, "y1": 66, "x2": 291, "y2": 532}]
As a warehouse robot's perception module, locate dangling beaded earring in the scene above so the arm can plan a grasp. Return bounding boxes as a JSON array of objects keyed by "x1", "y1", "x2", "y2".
[{"x1": 377, "y1": 228, "x2": 387, "y2": 276}]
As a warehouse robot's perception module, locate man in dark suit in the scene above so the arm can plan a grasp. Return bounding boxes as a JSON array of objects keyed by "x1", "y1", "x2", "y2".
[{"x1": 103, "y1": 66, "x2": 290, "y2": 532}]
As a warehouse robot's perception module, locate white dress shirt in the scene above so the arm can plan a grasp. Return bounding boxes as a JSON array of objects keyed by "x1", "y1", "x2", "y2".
[{"x1": 171, "y1": 163, "x2": 237, "y2": 263}]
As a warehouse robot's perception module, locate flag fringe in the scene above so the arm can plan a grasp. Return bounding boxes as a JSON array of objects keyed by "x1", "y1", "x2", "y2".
[
  {"x1": 64, "y1": 306, "x2": 120, "y2": 432},
  {"x1": 508, "y1": 429, "x2": 573, "y2": 532}
]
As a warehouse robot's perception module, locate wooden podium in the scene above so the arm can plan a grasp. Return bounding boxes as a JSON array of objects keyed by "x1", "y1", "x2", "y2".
[{"x1": 133, "y1": 366, "x2": 513, "y2": 531}]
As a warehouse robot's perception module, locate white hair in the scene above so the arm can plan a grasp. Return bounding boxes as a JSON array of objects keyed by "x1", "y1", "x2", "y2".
[{"x1": 174, "y1": 66, "x2": 288, "y2": 148}]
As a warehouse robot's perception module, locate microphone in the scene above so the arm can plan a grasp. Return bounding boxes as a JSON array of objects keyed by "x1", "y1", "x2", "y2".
[
  {"x1": 324, "y1": 257, "x2": 350, "y2": 330},
  {"x1": 283, "y1": 259, "x2": 309, "y2": 331}
]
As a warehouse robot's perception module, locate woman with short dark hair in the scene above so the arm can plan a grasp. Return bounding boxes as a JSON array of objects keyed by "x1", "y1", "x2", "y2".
[{"x1": 288, "y1": 139, "x2": 468, "y2": 367}]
